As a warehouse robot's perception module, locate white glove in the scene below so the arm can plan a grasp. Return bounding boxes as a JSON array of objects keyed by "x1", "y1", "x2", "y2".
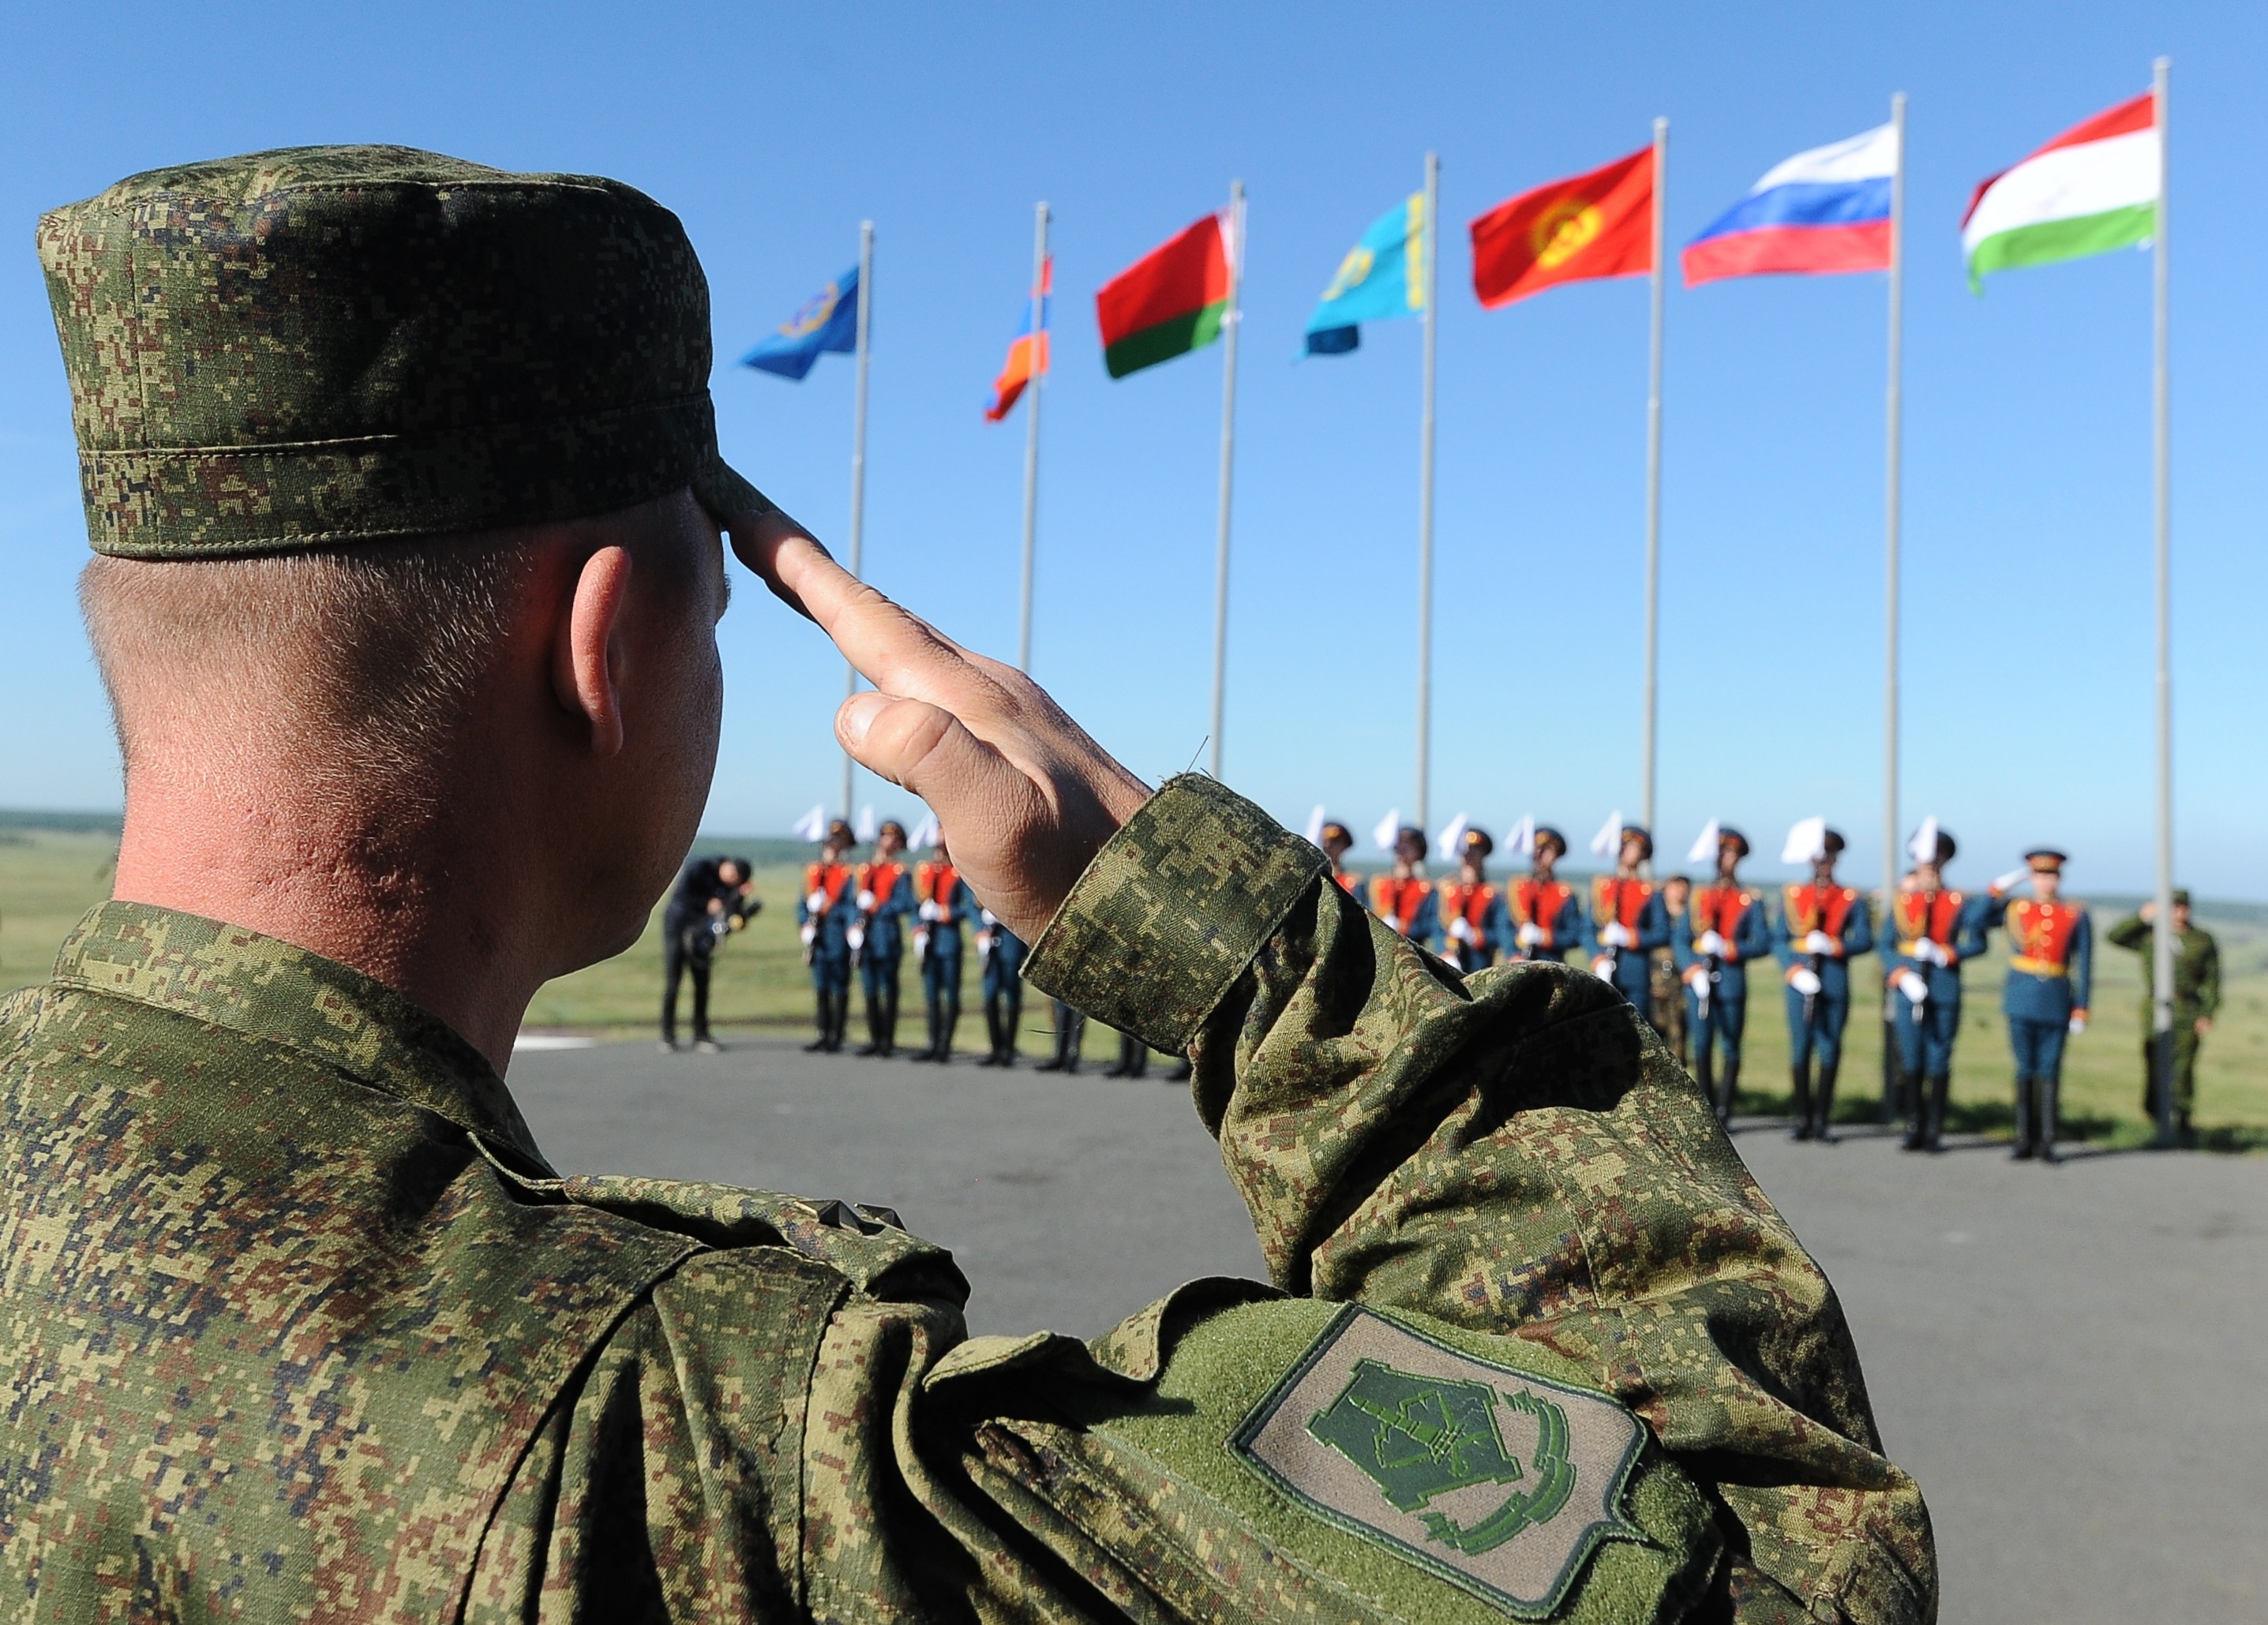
[
  {"x1": 1912, "y1": 938, "x2": 1946, "y2": 967},
  {"x1": 1992, "y1": 867, "x2": 2031, "y2": 895},
  {"x1": 1898, "y1": 969, "x2": 1929, "y2": 1004},
  {"x1": 806, "y1": 889, "x2": 828, "y2": 914},
  {"x1": 2069, "y1": 1013, "x2": 2088, "y2": 1035},
  {"x1": 799, "y1": 923, "x2": 818, "y2": 947},
  {"x1": 1516, "y1": 922, "x2": 1545, "y2": 947},
  {"x1": 1696, "y1": 930, "x2": 1726, "y2": 957},
  {"x1": 919, "y1": 899, "x2": 941, "y2": 923},
  {"x1": 977, "y1": 933, "x2": 994, "y2": 958},
  {"x1": 1449, "y1": 917, "x2": 1475, "y2": 944},
  {"x1": 1591, "y1": 956, "x2": 1616, "y2": 979},
  {"x1": 1803, "y1": 930, "x2": 1834, "y2": 954},
  {"x1": 1602, "y1": 922, "x2": 1633, "y2": 949},
  {"x1": 1788, "y1": 968, "x2": 1823, "y2": 997},
  {"x1": 980, "y1": 908, "x2": 999, "y2": 927},
  {"x1": 913, "y1": 927, "x2": 930, "y2": 954},
  {"x1": 845, "y1": 923, "x2": 866, "y2": 953},
  {"x1": 1683, "y1": 964, "x2": 1709, "y2": 989},
  {"x1": 856, "y1": 889, "x2": 876, "y2": 913}
]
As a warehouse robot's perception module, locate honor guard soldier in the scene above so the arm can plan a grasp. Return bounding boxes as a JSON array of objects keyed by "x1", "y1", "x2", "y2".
[
  {"x1": 911, "y1": 837, "x2": 975, "y2": 1063},
  {"x1": 1318, "y1": 818, "x2": 1364, "y2": 899},
  {"x1": 1369, "y1": 826, "x2": 1440, "y2": 948},
  {"x1": 974, "y1": 911, "x2": 1027, "y2": 1067},
  {"x1": 1437, "y1": 826, "x2": 1507, "y2": 974},
  {"x1": 1591, "y1": 826, "x2": 1671, "y2": 1023},
  {"x1": 1655, "y1": 874, "x2": 1693, "y2": 1067},
  {"x1": 1982, "y1": 849, "x2": 2092, "y2": 1162},
  {"x1": 1774, "y1": 825, "x2": 1874, "y2": 1142},
  {"x1": 2108, "y1": 889, "x2": 2220, "y2": 1143},
  {"x1": 1036, "y1": 998, "x2": 1086, "y2": 1073},
  {"x1": 1508, "y1": 825, "x2": 1584, "y2": 963},
  {"x1": 1674, "y1": 827, "x2": 1772, "y2": 1125},
  {"x1": 797, "y1": 819, "x2": 858, "y2": 1052},
  {"x1": 1885, "y1": 826, "x2": 1991, "y2": 1151},
  {"x1": 853, "y1": 819, "x2": 916, "y2": 1055},
  {"x1": 1104, "y1": 1028, "x2": 1152, "y2": 1078},
  {"x1": 9, "y1": 145, "x2": 1934, "y2": 1623}
]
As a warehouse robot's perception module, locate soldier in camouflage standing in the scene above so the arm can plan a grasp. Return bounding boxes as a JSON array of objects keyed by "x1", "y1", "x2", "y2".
[
  {"x1": 5, "y1": 146, "x2": 1932, "y2": 1623},
  {"x1": 2108, "y1": 889, "x2": 2220, "y2": 1144}
]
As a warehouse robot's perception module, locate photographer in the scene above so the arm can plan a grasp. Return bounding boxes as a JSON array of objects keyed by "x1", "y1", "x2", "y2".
[{"x1": 660, "y1": 853, "x2": 757, "y2": 1052}]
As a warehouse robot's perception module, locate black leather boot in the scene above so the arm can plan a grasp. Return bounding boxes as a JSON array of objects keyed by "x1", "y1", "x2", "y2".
[
  {"x1": 2037, "y1": 1075, "x2": 2062, "y2": 1163},
  {"x1": 980, "y1": 1005, "x2": 1007, "y2": 1066},
  {"x1": 1790, "y1": 1061, "x2": 1815, "y2": 1140},
  {"x1": 2010, "y1": 1076, "x2": 2037, "y2": 1159},
  {"x1": 937, "y1": 1001, "x2": 960, "y2": 1065},
  {"x1": 1925, "y1": 1073, "x2": 1951, "y2": 1151},
  {"x1": 855, "y1": 990, "x2": 883, "y2": 1056},
  {"x1": 1814, "y1": 1062, "x2": 1840, "y2": 1143},
  {"x1": 1694, "y1": 1044, "x2": 1720, "y2": 1125},
  {"x1": 804, "y1": 991, "x2": 834, "y2": 1052},
  {"x1": 909, "y1": 1000, "x2": 939, "y2": 1061},
  {"x1": 879, "y1": 984, "x2": 901, "y2": 1057}
]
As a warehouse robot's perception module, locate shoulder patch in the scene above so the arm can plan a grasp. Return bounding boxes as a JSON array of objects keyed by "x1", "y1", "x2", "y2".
[{"x1": 1229, "y1": 1305, "x2": 1644, "y2": 1619}]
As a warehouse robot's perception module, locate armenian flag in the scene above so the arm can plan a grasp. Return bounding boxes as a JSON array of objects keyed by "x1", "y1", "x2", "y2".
[
  {"x1": 1470, "y1": 146, "x2": 1654, "y2": 309},
  {"x1": 984, "y1": 258, "x2": 1052, "y2": 421},
  {"x1": 1303, "y1": 193, "x2": 1426, "y2": 357},
  {"x1": 1683, "y1": 123, "x2": 1897, "y2": 286},
  {"x1": 1962, "y1": 92, "x2": 2158, "y2": 291},
  {"x1": 1096, "y1": 212, "x2": 1234, "y2": 378}
]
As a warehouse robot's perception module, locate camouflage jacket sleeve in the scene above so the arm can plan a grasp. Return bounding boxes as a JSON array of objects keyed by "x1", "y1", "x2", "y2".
[{"x1": 1022, "y1": 776, "x2": 1935, "y2": 1623}]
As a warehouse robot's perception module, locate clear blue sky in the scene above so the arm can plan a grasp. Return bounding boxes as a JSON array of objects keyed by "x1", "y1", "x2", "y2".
[{"x1": 4, "y1": 2, "x2": 2262, "y2": 897}]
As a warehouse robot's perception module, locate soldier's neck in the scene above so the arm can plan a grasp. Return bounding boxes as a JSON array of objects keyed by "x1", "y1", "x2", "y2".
[{"x1": 111, "y1": 762, "x2": 538, "y2": 1076}]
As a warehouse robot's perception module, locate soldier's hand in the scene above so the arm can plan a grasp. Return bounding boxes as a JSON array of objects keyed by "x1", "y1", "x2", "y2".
[{"x1": 732, "y1": 512, "x2": 1152, "y2": 940}]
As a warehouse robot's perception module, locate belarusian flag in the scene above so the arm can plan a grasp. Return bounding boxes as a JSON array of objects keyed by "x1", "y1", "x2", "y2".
[
  {"x1": 1962, "y1": 92, "x2": 2158, "y2": 290},
  {"x1": 1096, "y1": 213, "x2": 1233, "y2": 378}
]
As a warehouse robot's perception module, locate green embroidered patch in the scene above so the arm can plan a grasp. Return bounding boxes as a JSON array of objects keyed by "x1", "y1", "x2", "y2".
[{"x1": 1230, "y1": 1305, "x2": 1646, "y2": 1619}]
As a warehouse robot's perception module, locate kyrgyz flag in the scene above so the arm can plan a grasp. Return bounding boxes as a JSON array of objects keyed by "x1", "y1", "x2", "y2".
[
  {"x1": 1962, "y1": 92, "x2": 2157, "y2": 292},
  {"x1": 1470, "y1": 146, "x2": 1654, "y2": 308},
  {"x1": 1096, "y1": 212, "x2": 1234, "y2": 378}
]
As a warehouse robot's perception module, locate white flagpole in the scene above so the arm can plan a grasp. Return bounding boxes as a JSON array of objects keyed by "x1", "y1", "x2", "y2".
[
  {"x1": 842, "y1": 220, "x2": 874, "y2": 822},
  {"x1": 1884, "y1": 94, "x2": 1907, "y2": 1114},
  {"x1": 2151, "y1": 56, "x2": 2178, "y2": 1145},
  {"x1": 1018, "y1": 201, "x2": 1050, "y2": 675},
  {"x1": 1209, "y1": 181, "x2": 1245, "y2": 781},
  {"x1": 1415, "y1": 152, "x2": 1440, "y2": 833},
  {"x1": 1640, "y1": 118, "x2": 1667, "y2": 838}
]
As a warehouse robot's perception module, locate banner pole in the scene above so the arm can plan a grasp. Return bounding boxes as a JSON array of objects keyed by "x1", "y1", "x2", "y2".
[
  {"x1": 2151, "y1": 56, "x2": 2178, "y2": 1147},
  {"x1": 1415, "y1": 152, "x2": 1440, "y2": 833},
  {"x1": 843, "y1": 220, "x2": 874, "y2": 823},
  {"x1": 1018, "y1": 202, "x2": 1049, "y2": 675},
  {"x1": 1640, "y1": 118, "x2": 1666, "y2": 839},
  {"x1": 1209, "y1": 181, "x2": 1245, "y2": 781},
  {"x1": 1883, "y1": 94, "x2": 1907, "y2": 1120}
]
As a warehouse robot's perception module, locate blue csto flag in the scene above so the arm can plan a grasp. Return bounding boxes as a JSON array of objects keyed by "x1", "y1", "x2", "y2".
[
  {"x1": 742, "y1": 266, "x2": 860, "y2": 379},
  {"x1": 1302, "y1": 193, "x2": 1425, "y2": 358}
]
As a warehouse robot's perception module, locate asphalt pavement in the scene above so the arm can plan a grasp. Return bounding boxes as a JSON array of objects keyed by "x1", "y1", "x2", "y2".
[{"x1": 508, "y1": 1032, "x2": 2266, "y2": 1625}]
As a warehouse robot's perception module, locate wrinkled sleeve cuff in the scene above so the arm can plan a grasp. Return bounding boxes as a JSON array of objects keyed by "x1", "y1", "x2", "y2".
[{"x1": 1024, "y1": 775, "x2": 1328, "y2": 1053}]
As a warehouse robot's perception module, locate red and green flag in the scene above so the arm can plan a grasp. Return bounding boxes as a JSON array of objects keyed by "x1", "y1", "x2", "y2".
[{"x1": 1095, "y1": 212, "x2": 1235, "y2": 378}]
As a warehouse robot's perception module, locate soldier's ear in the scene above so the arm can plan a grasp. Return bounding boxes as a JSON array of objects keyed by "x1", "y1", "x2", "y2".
[{"x1": 551, "y1": 545, "x2": 635, "y2": 757}]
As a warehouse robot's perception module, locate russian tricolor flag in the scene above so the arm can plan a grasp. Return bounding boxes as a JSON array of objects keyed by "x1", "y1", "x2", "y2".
[{"x1": 1682, "y1": 123, "x2": 1898, "y2": 286}]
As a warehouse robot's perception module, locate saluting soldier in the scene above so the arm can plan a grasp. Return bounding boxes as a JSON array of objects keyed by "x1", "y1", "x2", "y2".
[
  {"x1": 1369, "y1": 826, "x2": 1440, "y2": 949},
  {"x1": 1591, "y1": 825, "x2": 1671, "y2": 1024},
  {"x1": 2108, "y1": 889, "x2": 2220, "y2": 1144},
  {"x1": 1508, "y1": 825, "x2": 1584, "y2": 964},
  {"x1": 1437, "y1": 826, "x2": 1507, "y2": 974},
  {"x1": 1884, "y1": 826, "x2": 1991, "y2": 1151},
  {"x1": 1773, "y1": 826, "x2": 1874, "y2": 1142},
  {"x1": 6, "y1": 145, "x2": 1932, "y2": 1622},
  {"x1": 910, "y1": 837, "x2": 976, "y2": 1063},
  {"x1": 853, "y1": 818, "x2": 916, "y2": 1056},
  {"x1": 974, "y1": 909, "x2": 1027, "y2": 1067},
  {"x1": 797, "y1": 818, "x2": 858, "y2": 1053},
  {"x1": 1674, "y1": 828, "x2": 1772, "y2": 1125},
  {"x1": 1981, "y1": 848, "x2": 2092, "y2": 1163}
]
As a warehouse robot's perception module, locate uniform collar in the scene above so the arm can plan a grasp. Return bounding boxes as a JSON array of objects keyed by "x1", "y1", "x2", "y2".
[{"x1": 49, "y1": 900, "x2": 549, "y2": 1170}]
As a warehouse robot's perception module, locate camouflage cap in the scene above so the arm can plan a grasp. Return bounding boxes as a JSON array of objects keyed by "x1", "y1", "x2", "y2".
[{"x1": 37, "y1": 144, "x2": 769, "y2": 559}]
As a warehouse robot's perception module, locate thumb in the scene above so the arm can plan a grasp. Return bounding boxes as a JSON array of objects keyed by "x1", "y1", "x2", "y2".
[{"x1": 838, "y1": 691, "x2": 1028, "y2": 818}]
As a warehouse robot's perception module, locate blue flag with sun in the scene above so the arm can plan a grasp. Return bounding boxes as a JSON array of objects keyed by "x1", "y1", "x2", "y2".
[
  {"x1": 742, "y1": 265, "x2": 860, "y2": 379},
  {"x1": 1303, "y1": 194, "x2": 1426, "y2": 358}
]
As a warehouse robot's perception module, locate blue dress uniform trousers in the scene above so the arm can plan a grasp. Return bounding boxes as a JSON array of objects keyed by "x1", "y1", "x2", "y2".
[
  {"x1": 2007, "y1": 1017, "x2": 2067, "y2": 1080},
  {"x1": 923, "y1": 927, "x2": 964, "y2": 1015},
  {"x1": 980, "y1": 925, "x2": 1028, "y2": 1064},
  {"x1": 1890, "y1": 979, "x2": 1962, "y2": 1078},
  {"x1": 1674, "y1": 889, "x2": 1775, "y2": 1121},
  {"x1": 1774, "y1": 895, "x2": 1875, "y2": 1073}
]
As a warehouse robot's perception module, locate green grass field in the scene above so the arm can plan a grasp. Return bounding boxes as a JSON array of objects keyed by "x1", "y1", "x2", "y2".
[{"x1": 4, "y1": 818, "x2": 2262, "y2": 1144}]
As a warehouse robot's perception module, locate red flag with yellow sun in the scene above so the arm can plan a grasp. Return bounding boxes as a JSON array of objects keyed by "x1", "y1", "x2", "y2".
[{"x1": 1469, "y1": 145, "x2": 1655, "y2": 306}]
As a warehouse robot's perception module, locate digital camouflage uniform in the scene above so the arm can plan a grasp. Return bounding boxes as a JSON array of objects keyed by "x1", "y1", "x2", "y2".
[
  {"x1": 11, "y1": 147, "x2": 1934, "y2": 1622},
  {"x1": 1, "y1": 781, "x2": 1933, "y2": 1622},
  {"x1": 2105, "y1": 909, "x2": 2221, "y2": 1127}
]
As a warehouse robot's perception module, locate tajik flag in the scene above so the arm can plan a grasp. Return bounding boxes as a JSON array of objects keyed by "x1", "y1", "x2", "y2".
[{"x1": 1962, "y1": 92, "x2": 2158, "y2": 290}]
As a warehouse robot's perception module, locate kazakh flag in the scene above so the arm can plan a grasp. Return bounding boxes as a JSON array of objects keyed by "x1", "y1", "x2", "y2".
[{"x1": 1303, "y1": 193, "x2": 1426, "y2": 357}]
